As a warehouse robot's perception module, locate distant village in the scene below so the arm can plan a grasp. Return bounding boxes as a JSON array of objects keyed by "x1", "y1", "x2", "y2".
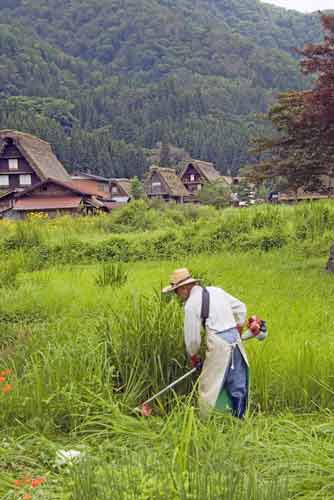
[{"x1": 0, "y1": 130, "x2": 329, "y2": 219}]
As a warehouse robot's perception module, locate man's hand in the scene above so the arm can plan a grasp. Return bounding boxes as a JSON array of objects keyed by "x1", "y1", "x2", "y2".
[
  {"x1": 190, "y1": 354, "x2": 203, "y2": 371},
  {"x1": 236, "y1": 324, "x2": 244, "y2": 335}
]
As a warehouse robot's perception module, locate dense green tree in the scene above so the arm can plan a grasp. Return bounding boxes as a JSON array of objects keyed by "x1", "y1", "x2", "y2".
[
  {"x1": 159, "y1": 140, "x2": 171, "y2": 168},
  {"x1": 199, "y1": 180, "x2": 231, "y2": 208},
  {"x1": 0, "y1": 0, "x2": 324, "y2": 176},
  {"x1": 131, "y1": 177, "x2": 145, "y2": 200},
  {"x1": 249, "y1": 15, "x2": 334, "y2": 194}
]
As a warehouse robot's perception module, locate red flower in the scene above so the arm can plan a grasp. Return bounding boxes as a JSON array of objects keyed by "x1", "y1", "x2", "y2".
[
  {"x1": 0, "y1": 376, "x2": 6, "y2": 383},
  {"x1": 2, "y1": 383, "x2": 13, "y2": 394},
  {"x1": 14, "y1": 479, "x2": 21, "y2": 487},
  {"x1": 23, "y1": 494, "x2": 32, "y2": 500}
]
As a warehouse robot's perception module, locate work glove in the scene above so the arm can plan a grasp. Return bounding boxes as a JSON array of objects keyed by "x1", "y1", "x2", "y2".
[{"x1": 190, "y1": 354, "x2": 203, "y2": 371}]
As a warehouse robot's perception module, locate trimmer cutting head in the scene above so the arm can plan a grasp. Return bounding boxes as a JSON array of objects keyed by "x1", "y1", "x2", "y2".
[{"x1": 138, "y1": 403, "x2": 152, "y2": 417}]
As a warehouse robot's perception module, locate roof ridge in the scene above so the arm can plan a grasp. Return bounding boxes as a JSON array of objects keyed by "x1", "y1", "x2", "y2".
[{"x1": 0, "y1": 129, "x2": 51, "y2": 147}]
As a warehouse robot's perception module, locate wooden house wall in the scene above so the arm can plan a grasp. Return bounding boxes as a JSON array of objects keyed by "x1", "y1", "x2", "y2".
[
  {"x1": 0, "y1": 143, "x2": 42, "y2": 190},
  {"x1": 181, "y1": 164, "x2": 203, "y2": 184},
  {"x1": 146, "y1": 171, "x2": 169, "y2": 195},
  {"x1": 0, "y1": 195, "x2": 14, "y2": 212},
  {"x1": 181, "y1": 164, "x2": 203, "y2": 193}
]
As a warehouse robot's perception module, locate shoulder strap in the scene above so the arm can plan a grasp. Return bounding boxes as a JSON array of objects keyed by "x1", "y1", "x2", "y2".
[{"x1": 201, "y1": 287, "x2": 210, "y2": 327}]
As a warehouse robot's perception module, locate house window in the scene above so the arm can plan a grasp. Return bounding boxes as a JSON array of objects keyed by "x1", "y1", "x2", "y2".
[
  {"x1": 197, "y1": 184, "x2": 202, "y2": 191},
  {"x1": 152, "y1": 181, "x2": 161, "y2": 193},
  {"x1": 0, "y1": 175, "x2": 9, "y2": 187},
  {"x1": 19, "y1": 174, "x2": 32, "y2": 186},
  {"x1": 8, "y1": 159, "x2": 18, "y2": 170},
  {"x1": 111, "y1": 186, "x2": 118, "y2": 194},
  {"x1": 190, "y1": 174, "x2": 195, "y2": 182}
]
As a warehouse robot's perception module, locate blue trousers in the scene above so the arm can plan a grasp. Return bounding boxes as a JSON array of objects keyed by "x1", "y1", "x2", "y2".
[{"x1": 217, "y1": 328, "x2": 248, "y2": 418}]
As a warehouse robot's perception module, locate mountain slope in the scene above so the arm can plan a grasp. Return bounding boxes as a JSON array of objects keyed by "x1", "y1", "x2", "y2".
[{"x1": 0, "y1": 0, "x2": 323, "y2": 176}]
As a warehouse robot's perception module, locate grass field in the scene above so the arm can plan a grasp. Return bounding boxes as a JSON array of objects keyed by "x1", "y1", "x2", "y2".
[{"x1": 1, "y1": 203, "x2": 334, "y2": 499}]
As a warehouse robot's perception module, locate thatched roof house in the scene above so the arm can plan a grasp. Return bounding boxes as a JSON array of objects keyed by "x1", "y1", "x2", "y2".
[
  {"x1": 0, "y1": 131, "x2": 124, "y2": 218},
  {"x1": 0, "y1": 130, "x2": 70, "y2": 193},
  {"x1": 145, "y1": 166, "x2": 188, "y2": 203},
  {"x1": 179, "y1": 160, "x2": 221, "y2": 196}
]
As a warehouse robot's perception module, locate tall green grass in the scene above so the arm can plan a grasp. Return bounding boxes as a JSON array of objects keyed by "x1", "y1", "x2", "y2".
[{"x1": 0, "y1": 203, "x2": 334, "y2": 498}]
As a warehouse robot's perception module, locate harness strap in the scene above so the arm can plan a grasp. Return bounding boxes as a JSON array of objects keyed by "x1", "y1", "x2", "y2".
[{"x1": 201, "y1": 287, "x2": 210, "y2": 328}]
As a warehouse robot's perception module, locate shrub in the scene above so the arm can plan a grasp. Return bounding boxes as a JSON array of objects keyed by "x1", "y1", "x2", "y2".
[
  {"x1": 3, "y1": 219, "x2": 44, "y2": 251},
  {"x1": 110, "y1": 200, "x2": 161, "y2": 231},
  {"x1": 96, "y1": 237, "x2": 131, "y2": 261},
  {"x1": 259, "y1": 230, "x2": 287, "y2": 252},
  {"x1": 0, "y1": 253, "x2": 23, "y2": 288},
  {"x1": 151, "y1": 231, "x2": 180, "y2": 259}
]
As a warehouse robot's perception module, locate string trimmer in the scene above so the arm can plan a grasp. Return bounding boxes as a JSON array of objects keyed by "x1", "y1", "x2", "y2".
[
  {"x1": 135, "y1": 316, "x2": 268, "y2": 416},
  {"x1": 134, "y1": 367, "x2": 197, "y2": 416}
]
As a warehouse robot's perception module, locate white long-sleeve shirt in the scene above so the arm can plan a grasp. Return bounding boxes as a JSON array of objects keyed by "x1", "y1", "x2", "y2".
[{"x1": 184, "y1": 285, "x2": 247, "y2": 356}]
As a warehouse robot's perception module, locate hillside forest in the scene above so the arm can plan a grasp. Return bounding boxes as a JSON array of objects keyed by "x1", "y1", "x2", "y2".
[{"x1": 0, "y1": 0, "x2": 323, "y2": 178}]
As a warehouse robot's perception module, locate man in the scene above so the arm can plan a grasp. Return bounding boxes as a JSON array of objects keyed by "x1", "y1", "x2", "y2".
[{"x1": 163, "y1": 268, "x2": 265, "y2": 418}]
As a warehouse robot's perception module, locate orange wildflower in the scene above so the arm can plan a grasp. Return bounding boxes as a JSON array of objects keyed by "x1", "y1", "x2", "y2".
[
  {"x1": 23, "y1": 494, "x2": 32, "y2": 500},
  {"x1": 0, "y1": 369, "x2": 12, "y2": 376},
  {"x1": 31, "y1": 477, "x2": 45, "y2": 488},
  {"x1": 2, "y1": 383, "x2": 13, "y2": 394},
  {"x1": 14, "y1": 479, "x2": 21, "y2": 487},
  {"x1": 0, "y1": 376, "x2": 6, "y2": 383}
]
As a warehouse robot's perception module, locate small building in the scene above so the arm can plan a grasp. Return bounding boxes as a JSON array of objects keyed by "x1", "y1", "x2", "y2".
[
  {"x1": 0, "y1": 129, "x2": 70, "y2": 193},
  {"x1": 180, "y1": 160, "x2": 221, "y2": 195},
  {"x1": 109, "y1": 178, "x2": 132, "y2": 202},
  {"x1": 144, "y1": 166, "x2": 188, "y2": 203},
  {"x1": 1, "y1": 178, "x2": 109, "y2": 219},
  {"x1": 70, "y1": 173, "x2": 111, "y2": 199},
  {"x1": 278, "y1": 189, "x2": 330, "y2": 204}
]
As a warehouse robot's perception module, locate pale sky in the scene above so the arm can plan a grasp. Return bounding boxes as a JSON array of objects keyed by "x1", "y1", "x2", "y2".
[{"x1": 262, "y1": 0, "x2": 333, "y2": 12}]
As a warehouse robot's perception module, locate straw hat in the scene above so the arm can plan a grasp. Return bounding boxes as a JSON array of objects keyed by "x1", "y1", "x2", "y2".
[{"x1": 162, "y1": 268, "x2": 200, "y2": 293}]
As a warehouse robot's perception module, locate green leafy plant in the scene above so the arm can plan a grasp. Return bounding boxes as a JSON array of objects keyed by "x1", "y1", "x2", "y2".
[{"x1": 95, "y1": 262, "x2": 128, "y2": 288}]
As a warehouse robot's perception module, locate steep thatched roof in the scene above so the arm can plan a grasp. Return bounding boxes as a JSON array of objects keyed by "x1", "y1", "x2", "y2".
[
  {"x1": 0, "y1": 130, "x2": 70, "y2": 181},
  {"x1": 110, "y1": 178, "x2": 132, "y2": 196},
  {"x1": 147, "y1": 166, "x2": 188, "y2": 197},
  {"x1": 180, "y1": 160, "x2": 221, "y2": 183},
  {"x1": 220, "y1": 176, "x2": 234, "y2": 186}
]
